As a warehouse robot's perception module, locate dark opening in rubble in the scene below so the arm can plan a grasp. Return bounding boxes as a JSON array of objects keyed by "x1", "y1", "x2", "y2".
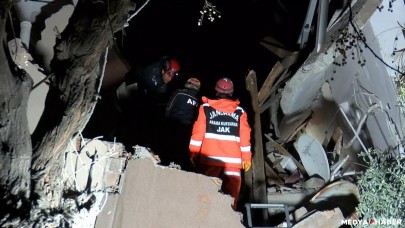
[{"x1": 83, "y1": 0, "x2": 310, "y2": 154}]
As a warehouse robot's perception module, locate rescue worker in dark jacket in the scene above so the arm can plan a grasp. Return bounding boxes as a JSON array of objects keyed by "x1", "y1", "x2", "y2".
[
  {"x1": 165, "y1": 77, "x2": 201, "y2": 125},
  {"x1": 117, "y1": 56, "x2": 180, "y2": 102},
  {"x1": 163, "y1": 78, "x2": 201, "y2": 170},
  {"x1": 189, "y1": 77, "x2": 252, "y2": 210},
  {"x1": 115, "y1": 56, "x2": 181, "y2": 149},
  {"x1": 138, "y1": 56, "x2": 180, "y2": 97}
]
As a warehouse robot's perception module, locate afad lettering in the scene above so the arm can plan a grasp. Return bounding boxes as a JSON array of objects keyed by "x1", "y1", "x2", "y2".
[{"x1": 187, "y1": 98, "x2": 198, "y2": 107}]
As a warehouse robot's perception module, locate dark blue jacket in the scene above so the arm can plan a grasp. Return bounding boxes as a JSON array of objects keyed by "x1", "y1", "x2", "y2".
[
  {"x1": 140, "y1": 60, "x2": 167, "y2": 95},
  {"x1": 165, "y1": 88, "x2": 199, "y2": 125},
  {"x1": 125, "y1": 58, "x2": 169, "y2": 101},
  {"x1": 137, "y1": 59, "x2": 167, "y2": 95}
]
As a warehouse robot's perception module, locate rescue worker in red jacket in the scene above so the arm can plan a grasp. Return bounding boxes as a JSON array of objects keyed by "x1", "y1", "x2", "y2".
[
  {"x1": 189, "y1": 77, "x2": 252, "y2": 210},
  {"x1": 163, "y1": 78, "x2": 201, "y2": 170}
]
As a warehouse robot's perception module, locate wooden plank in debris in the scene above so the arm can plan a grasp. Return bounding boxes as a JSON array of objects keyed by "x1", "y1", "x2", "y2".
[
  {"x1": 280, "y1": 51, "x2": 300, "y2": 69},
  {"x1": 259, "y1": 70, "x2": 290, "y2": 112},
  {"x1": 278, "y1": 110, "x2": 312, "y2": 144},
  {"x1": 245, "y1": 70, "x2": 268, "y2": 222},
  {"x1": 260, "y1": 35, "x2": 293, "y2": 59},
  {"x1": 257, "y1": 61, "x2": 284, "y2": 104},
  {"x1": 258, "y1": 52, "x2": 300, "y2": 110},
  {"x1": 284, "y1": 121, "x2": 308, "y2": 144},
  {"x1": 264, "y1": 134, "x2": 308, "y2": 177},
  {"x1": 267, "y1": 93, "x2": 282, "y2": 137}
]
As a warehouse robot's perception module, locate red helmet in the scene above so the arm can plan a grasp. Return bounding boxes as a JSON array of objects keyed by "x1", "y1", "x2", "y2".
[
  {"x1": 185, "y1": 77, "x2": 201, "y2": 91},
  {"x1": 166, "y1": 59, "x2": 180, "y2": 78},
  {"x1": 215, "y1": 78, "x2": 233, "y2": 94}
]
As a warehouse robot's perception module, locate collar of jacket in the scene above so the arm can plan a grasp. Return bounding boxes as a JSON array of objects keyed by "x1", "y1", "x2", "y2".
[{"x1": 202, "y1": 96, "x2": 240, "y2": 112}]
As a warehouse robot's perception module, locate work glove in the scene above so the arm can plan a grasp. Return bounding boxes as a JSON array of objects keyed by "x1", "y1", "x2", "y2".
[{"x1": 242, "y1": 161, "x2": 252, "y2": 172}]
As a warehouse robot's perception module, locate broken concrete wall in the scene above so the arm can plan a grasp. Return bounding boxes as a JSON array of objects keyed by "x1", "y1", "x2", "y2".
[
  {"x1": 60, "y1": 137, "x2": 127, "y2": 227},
  {"x1": 14, "y1": 0, "x2": 77, "y2": 133},
  {"x1": 95, "y1": 157, "x2": 245, "y2": 228},
  {"x1": 280, "y1": 0, "x2": 405, "y2": 152},
  {"x1": 64, "y1": 138, "x2": 126, "y2": 193},
  {"x1": 280, "y1": 0, "x2": 374, "y2": 115},
  {"x1": 64, "y1": 141, "x2": 244, "y2": 228}
]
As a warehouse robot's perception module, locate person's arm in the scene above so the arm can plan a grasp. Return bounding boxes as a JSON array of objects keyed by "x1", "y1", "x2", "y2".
[
  {"x1": 165, "y1": 90, "x2": 179, "y2": 118},
  {"x1": 239, "y1": 111, "x2": 252, "y2": 167},
  {"x1": 189, "y1": 106, "x2": 206, "y2": 158}
]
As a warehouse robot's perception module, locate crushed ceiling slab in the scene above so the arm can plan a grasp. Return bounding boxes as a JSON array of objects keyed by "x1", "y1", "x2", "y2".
[{"x1": 95, "y1": 155, "x2": 245, "y2": 228}]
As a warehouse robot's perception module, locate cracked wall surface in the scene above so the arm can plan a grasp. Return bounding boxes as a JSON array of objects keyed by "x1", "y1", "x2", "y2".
[{"x1": 95, "y1": 157, "x2": 245, "y2": 228}]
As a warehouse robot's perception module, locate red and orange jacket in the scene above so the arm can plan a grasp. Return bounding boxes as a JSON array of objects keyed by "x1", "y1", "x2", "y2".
[{"x1": 189, "y1": 96, "x2": 252, "y2": 169}]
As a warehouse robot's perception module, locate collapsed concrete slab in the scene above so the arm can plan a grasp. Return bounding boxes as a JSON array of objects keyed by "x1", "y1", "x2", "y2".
[
  {"x1": 292, "y1": 209, "x2": 344, "y2": 228},
  {"x1": 280, "y1": 0, "x2": 405, "y2": 153},
  {"x1": 95, "y1": 155, "x2": 245, "y2": 228}
]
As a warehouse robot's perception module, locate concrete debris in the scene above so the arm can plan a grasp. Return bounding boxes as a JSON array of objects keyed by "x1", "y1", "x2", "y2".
[
  {"x1": 284, "y1": 170, "x2": 301, "y2": 185},
  {"x1": 270, "y1": 154, "x2": 291, "y2": 175},
  {"x1": 304, "y1": 97, "x2": 338, "y2": 146},
  {"x1": 262, "y1": 112, "x2": 367, "y2": 227},
  {"x1": 60, "y1": 138, "x2": 129, "y2": 227},
  {"x1": 307, "y1": 180, "x2": 359, "y2": 218},
  {"x1": 68, "y1": 192, "x2": 108, "y2": 228},
  {"x1": 267, "y1": 187, "x2": 278, "y2": 194},
  {"x1": 63, "y1": 140, "x2": 244, "y2": 227},
  {"x1": 265, "y1": 134, "x2": 308, "y2": 177},
  {"x1": 289, "y1": 207, "x2": 308, "y2": 224},
  {"x1": 279, "y1": 155, "x2": 298, "y2": 173},
  {"x1": 303, "y1": 177, "x2": 325, "y2": 192},
  {"x1": 276, "y1": 207, "x2": 308, "y2": 227},
  {"x1": 95, "y1": 147, "x2": 244, "y2": 228},
  {"x1": 131, "y1": 144, "x2": 161, "y2": 165},
  {"x1": 280, "y1": 186, "x2": 302, "y2": 194},
  {"x1": 259, "y1": 3, "x2": 405, "y2": 226},
  {"x1": 267, "y1": 188, "x2": 317, "y2": 206},
  {"x1": 64, "y1": 138, "x2": 127, "y2": 193},
  {"x1": 292, "y1": 208, "x2": 344, "y2": 228}
]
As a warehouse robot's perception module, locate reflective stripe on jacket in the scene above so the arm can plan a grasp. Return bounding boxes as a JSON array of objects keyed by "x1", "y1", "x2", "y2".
[{"x1": 189, "y1": 96, "x2": 251, "y2": 168}]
